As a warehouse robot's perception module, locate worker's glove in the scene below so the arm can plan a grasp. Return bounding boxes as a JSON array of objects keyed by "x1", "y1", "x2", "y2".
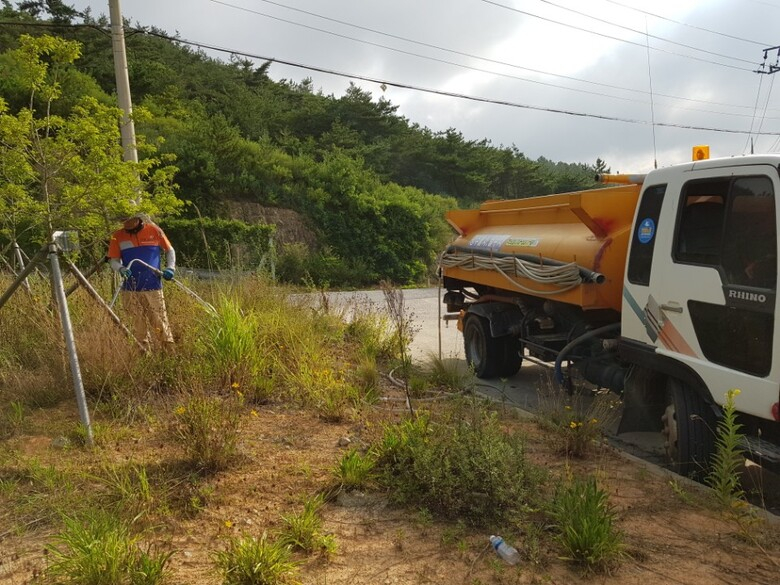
[
  {"x1": 119, "y1": 267, "x2": 132, "y2": 279},
  {"x1": 162, "y1": 268, "x2": 175, "y2": 281}
]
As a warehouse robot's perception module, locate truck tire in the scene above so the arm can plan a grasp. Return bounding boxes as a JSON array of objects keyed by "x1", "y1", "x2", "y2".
[
  {"x1": 661, "y1": 377, "x2": 716, "y2": 479},
  {"x1": 463, "y1": 315, "x2": 522, "y2": 378},
  {"x1": 464, "y1": 314, "x2": 501, "y2": 378}
]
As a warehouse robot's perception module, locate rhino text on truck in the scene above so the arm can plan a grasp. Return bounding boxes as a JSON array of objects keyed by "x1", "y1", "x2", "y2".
[{"x1": 440, "y1": 147, "x2": 780, "y2": 478}]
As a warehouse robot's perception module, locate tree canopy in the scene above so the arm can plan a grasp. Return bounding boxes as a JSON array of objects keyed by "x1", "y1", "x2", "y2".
[{"x1": 0, "y1": 3, "x2": 608, "y2": 285}]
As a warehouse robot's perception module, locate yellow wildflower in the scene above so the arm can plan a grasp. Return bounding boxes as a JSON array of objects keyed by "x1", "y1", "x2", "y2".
[
  {"x1": 231, "y1": 382, "x2": 240, "y2": 389},
  {"x1": 564, "y1": 405, "x2": 572, "y2": 411},
  {"x1": 224, "y1": 520, "x2": 233, "y2": 528},
  {"x1": 250, "y1": 409, "x2": 258, "y2": 417},
  {"x1": 569, "y1": 421, "x2": 577, "y2": 429},
  {"x1": 590, "y1": 418, "x2": 598, "y2": 424},
  {"x1": 174, "y1": 406, "x2": 185, "y2": 415}
]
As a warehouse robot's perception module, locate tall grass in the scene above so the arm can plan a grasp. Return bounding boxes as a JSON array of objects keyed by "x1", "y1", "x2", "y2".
[
  {"x1": 550, "y1": 475, "x2": 623, "y2": 574},
  {"x1": 45, "y1": 512, "x2": 173, "y2": 585}
]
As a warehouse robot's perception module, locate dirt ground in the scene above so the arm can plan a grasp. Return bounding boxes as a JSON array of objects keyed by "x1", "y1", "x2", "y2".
[{"x1": 0, "y1": 390, "x2": 778, "y2": 585}]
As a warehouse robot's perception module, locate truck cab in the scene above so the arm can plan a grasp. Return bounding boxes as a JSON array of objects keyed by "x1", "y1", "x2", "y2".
[{"x1": 620, "y1": 157, "x2": 780, "y2": 476}]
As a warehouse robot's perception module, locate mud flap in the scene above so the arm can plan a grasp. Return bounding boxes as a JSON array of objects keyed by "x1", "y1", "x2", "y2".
[{"x1": 617, "y1": 366, "x2": 665, "y2": 433}]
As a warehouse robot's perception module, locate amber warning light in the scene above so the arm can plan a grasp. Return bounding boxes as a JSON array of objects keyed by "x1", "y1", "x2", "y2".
[{"x1": 692, "y1": 145, "x2": 710, "y2": 161}]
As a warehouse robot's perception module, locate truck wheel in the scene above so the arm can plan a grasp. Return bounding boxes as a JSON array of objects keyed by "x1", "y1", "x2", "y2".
[
  {"x1": 464, "y1": 315, "x2": 500, "y2": 378},
  {"x1": 661, "y1": 377, "x2": 716, "y2": 479}
]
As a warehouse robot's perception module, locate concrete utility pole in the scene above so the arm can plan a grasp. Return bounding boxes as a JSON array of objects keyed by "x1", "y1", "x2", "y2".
[{"x1": 108, "y1": 0, "x2": 138, "y2": 163}]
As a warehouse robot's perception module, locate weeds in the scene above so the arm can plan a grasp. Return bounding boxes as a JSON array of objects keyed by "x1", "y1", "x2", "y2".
[
  {"x1": 279, "y1": 495, "x2": 337, "y2": 556},
  {"x1": 212, "y1": 532, "x2": 299, "y2": 585},
  {"x1": 334, "y1": 449, "x2": 376, "y2": 490},
  {"x1": 172, "y1": 390, "x2": 245, "y2": 473},
  {"x1": 536, "y1": 381, "x2": 620, "y2": 458},
  {"x1": 551, "y1": 475, "x2": 623, "y2": 574},
  {"x1": 45, "y1": 512, "x2": 173, "y2": 585},
  {"x1": 706, "y1": 388, "x2": 746, "y2": 509},
  {"x1": 375, "y1": 403, "x2": 543, "y2": 527}
]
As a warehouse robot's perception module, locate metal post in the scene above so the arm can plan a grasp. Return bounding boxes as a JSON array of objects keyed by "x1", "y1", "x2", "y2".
[
  {"x1": 65, "y1": 257, "x2": 107, "y2": 297},
  {"x1": 12, "y1": 242, "x2": 31, "y2": 293},
  {"x1": 109, "y1": 0, "x2": 138, "y2": 165},
  {"x1": 62, "y1": 257, "x2": 145, "y2": 352},
  {"x1": 48, "y1": 244, "x2": 93, "y2": 447},
  {"x1": 0, "y1": 246, "x2": 47, "y2": 311}
]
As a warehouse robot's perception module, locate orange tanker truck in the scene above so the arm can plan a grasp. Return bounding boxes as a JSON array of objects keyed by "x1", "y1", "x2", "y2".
[{"x1": 440, "y1": 148, "x2": 780, "y2": 478}]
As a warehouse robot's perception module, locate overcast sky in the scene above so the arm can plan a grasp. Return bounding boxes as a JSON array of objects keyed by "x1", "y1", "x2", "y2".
[{"x1": 67, "y1": 0, "x2": 780, "y2": 173}]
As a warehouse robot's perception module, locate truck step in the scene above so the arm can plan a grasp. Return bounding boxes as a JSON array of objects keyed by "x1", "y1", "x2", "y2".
[
  {"x1": 739, "y1": 436, "x2": 780, "y2": 468},
  {"x1": 524, "y1": 332, "x2": 569, "y2": 361}
]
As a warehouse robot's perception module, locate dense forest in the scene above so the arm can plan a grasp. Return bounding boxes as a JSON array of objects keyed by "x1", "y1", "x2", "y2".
[{"x1": 0, "y1": 0, "x2": 608, "y2": 286}]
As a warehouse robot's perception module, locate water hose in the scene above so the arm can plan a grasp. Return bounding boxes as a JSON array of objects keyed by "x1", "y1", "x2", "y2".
[{"x1": 553, "y1": 322, "x2": 621, "y2": 385}]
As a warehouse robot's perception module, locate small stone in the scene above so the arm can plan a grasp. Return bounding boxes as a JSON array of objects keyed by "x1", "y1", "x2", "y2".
[
  {"x1": 244, "y1": 519, "x2": 253, "y2": 525},
  {"x1": 51, "y1": 436, "x2": 70, "y2": 450},
  {"x1": 338, "y1": 436, "x2": 352, "y2": 447},
  {"x1": 183, "y1": 551, "x2": 193, "y2": 558}
]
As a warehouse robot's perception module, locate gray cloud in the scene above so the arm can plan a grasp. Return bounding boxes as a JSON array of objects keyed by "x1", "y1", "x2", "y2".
[{"x1": 70, "y1": 0, "x2": 780, "y2": 173}]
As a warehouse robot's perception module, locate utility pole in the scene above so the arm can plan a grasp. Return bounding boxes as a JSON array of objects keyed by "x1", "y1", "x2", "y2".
[
  {"x1": 755, "y1": 46, "x2": 780, "y2": 75},
  {"x1": 108, "y1": 0, "x2": 138, "y2": 164}
]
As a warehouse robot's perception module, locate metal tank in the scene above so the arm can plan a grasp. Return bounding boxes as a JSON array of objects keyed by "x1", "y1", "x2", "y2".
[{"x1": 441, "y1": 179, "x2": 642, "y2": 312}]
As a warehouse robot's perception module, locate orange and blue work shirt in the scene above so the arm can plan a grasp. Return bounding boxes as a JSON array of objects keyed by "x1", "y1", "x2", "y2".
[{"x1": 108, "y1": 223, "x2": 173, "y2": 292}]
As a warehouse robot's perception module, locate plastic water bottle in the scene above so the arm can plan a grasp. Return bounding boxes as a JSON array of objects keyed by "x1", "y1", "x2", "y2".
[{"x1": 489, "y1": 535, "x2": 521, "y2": 565}]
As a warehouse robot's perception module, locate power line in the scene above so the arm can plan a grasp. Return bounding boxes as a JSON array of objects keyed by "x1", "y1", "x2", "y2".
[
  {"x1": 532, "y1": 0, "x2": 759, "y2": 65},
  {"x1": 125, "y1": 27, "x2": 780, "y2": 136},
  {"x1": 207, "y1": 0, "x2": 777, "y2": 115},
  {"x1": 479, "y1": 0, "x2": 755, "y2": 72},
  {"x1": 2, "y1": 18, "x2": 779, "y2": 132},
  {"x1": 602, "y1": 0, "x2": 769, "y2": 47}
]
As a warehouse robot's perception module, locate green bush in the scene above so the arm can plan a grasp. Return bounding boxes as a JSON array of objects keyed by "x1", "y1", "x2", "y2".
[
  {"x1": 161, "y1": 218, "x2": 274, "y2": 271},
  {"x1": 375, "y1": 406, "x2": 542, "y2": 527}
]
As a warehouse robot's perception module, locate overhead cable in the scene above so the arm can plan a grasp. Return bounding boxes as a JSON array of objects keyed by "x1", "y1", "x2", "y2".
[
  {"x1": 479, "y1": 0, "x2": 756, "y2": 72},
  {"x1": 533, "y1": 0, "x2": 761, "y2": 63},
  {"x1": 206, "y1": 0, "x2": 776, "y2": 114},
  {"x1": 602, "y1": 0, "x2": 770, "y2": 46},
  {"x1": 127, "y1": 27, "x2": 780, "y2": 136}
]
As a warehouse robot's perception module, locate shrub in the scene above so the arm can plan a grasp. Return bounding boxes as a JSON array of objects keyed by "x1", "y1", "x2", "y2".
[
  {"x1": 550, "y1": 476, "x2": 623, "y2": 574},
  {"x1": 212, "y1": 533, "x2": 299, "y2": 585},
  {"x1": 375, "y1": 405, "x2": 542, "y2": 527}
]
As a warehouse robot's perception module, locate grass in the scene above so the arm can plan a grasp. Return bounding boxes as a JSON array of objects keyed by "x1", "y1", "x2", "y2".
[
  {"x1": 172, "y1": 389, "x2": 245, "y2": 473},
  {"x1": 45, "y1": 512, "x2": 173, "y2": 585},
  {"x1": 550, "y1": 475, "x2": 624, "y2": 574},
  {"x1": 535, "y1": 379, "x2": 621, "y2": 458},
  {"x1": 333, "y1": 449, "x2": 376, "y2": 491},
  {"x1": 2, "y1": 273, "x2": 778, "y2": 582},
  {"x1": 279, "y1": 495, "x2": 337, "y2": 556},
  {"x1": 212, "y1": 533, "x2": 299, "y2": 585}
]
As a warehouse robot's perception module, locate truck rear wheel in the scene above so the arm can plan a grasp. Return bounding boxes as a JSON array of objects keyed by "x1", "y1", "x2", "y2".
[
  {"x1": 463, "y1": 315, "x2": 522, "y2": 378},
  {"x1": 661, "y1": 377, "x2": 716, "y2": 479}
]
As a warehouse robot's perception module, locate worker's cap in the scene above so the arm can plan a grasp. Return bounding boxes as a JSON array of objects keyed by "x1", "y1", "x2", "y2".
[{"x1": 121, "y1": 212, "x2": 149, "y2": 230}]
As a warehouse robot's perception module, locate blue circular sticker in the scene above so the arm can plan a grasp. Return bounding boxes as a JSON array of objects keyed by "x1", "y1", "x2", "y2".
[{"x1": 637, "y1": 218, "x2": 655, "y2": 244}]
